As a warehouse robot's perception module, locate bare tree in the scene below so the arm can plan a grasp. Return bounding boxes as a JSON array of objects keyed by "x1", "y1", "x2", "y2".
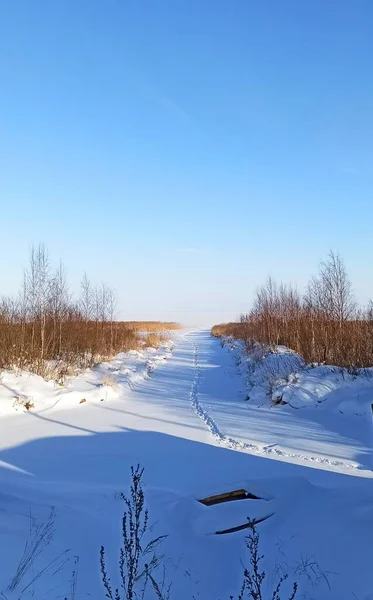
[
  {"x1": 79, "y1": 273, "x2": 94, "y2": 321},
  {"x1": 107, "y1": 286, "x2": 117, "y2": 353},
  {"x1": 318, "y1": 251, "x2": 356, "y2": 325},
  {"x1": 49, "y1": 261, "x2": 69, "y2": 356},
  {"x1": 22, "y1": 244, "x2": 51, "y2": 367}
]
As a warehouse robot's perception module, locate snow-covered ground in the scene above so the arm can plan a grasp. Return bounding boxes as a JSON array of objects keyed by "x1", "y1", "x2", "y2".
[
  {"x1": 0, "y1": 343, "x2": 173, "y2": 416},
  {"x1": 227, "y1": 336, "x2": 373, "y2": 416},
  {"x1": 0, "y1": 330, "x2": 372, "y2": 599}
]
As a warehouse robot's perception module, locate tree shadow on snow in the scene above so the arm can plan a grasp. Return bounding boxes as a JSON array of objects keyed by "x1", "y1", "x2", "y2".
[{"x1": 0, "y1": 421, "x2": 370, "y2": 494}]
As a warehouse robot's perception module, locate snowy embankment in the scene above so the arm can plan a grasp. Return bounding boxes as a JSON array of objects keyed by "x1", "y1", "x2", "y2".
[
  {"x1": 0, "y1": 330, "x2": 373, "y2": 600},
  {"x1": 224, "y1": 335, "x2": 373, "y2": 416},
  {"x1": 0, "y1": 342, "x2": 173, "y2": 416}
]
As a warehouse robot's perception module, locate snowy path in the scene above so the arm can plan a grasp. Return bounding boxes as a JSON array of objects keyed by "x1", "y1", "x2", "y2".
[
  {"x1": 186, "y1": 331, "x2": 373, "y2": 474},
  {"x1": 1, "y1": 330, "x2": 373, "y2": 600}
]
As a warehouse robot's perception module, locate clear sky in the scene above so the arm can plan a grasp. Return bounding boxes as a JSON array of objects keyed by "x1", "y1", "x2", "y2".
[{"x1": 0, "y1": 1, "x2": 372, "y2": 325}]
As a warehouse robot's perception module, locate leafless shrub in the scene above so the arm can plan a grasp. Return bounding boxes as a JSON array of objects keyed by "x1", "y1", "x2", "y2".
[
  {"x1": 261, "y1": 354, "x2": 304, "y2": 396},
  {"x1": 100, "y1": 465, "x2": 169, "y2": 600},
  {"x1": 230, "y1": 522, "x2": 298, "y2": 600}
]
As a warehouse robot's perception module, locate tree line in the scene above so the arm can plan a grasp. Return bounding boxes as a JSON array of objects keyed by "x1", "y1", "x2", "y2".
[
  {"x1": 212, "y1": 252, "x2": 373, "y2": 369},
  {"x1": 0, "y1": 244, "x2": 176, "y2": 376}
]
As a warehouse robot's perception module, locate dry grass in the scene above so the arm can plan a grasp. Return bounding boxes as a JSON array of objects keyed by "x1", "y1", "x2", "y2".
[
  {"x1": 0, "y1": 320, "x2": 142, "y2": 375},
  {"x1": 13, "y1": 396, "x2": 35, "y2": 411},
  {"x1": 211, "y1": 323, "x2": 249, "y2": 340},
  {"x1": 144, "y1": 332, "x2": 167, "y2": 348},
  {"x1": 123, "y1": 321, "x2": 181, "y2": 332},
  {"x1": 42, "y1": 361, "x2": 81, "y2": 383},
  {"x1": 101, "y1": 375, "x2": 117, "y2": 389}
]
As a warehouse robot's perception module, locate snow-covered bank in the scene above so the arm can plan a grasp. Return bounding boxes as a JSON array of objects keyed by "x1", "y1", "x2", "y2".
[
  {"x1": 223, "y1": 335, "x2": 373, "y2": 416},
  {"x1": 0, "y1": 330, "x2": 372, "y2": 600},
  {"x1": 0, "y1": 341, "x2": 174, "y2": 416}
]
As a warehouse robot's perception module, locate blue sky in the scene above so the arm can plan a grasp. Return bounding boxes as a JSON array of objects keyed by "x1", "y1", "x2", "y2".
[{"x1": 0, "y1": 1, "x2": 372, "y2": 325}]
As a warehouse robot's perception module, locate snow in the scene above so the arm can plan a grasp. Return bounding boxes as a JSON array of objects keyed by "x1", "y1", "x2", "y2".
[
  {"x1": 0, "y1": 343, "x2": 173, "y2": 416},
  {"x1": 0, "y1": 330, "x2": 373, "y2": 599},
  {"x1": 228, "y1": 337, "x2": 373, "y2": 417}
]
